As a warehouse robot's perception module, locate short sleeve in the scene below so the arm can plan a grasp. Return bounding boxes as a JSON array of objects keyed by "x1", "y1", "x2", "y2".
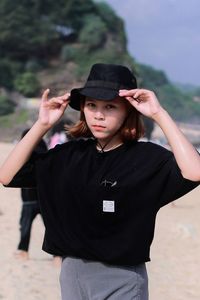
[
  {"x1": 4, "y1": 141, "x2": 71, "y2": 189},
  {"x1": 157, "y1": 154, "x2": 199, "y2": 208},
  {"x1": 4, "y1": 151, "x2": 39, "y2": 188},
  {"x1": 4, "y1": 137, "x2": 48, "y2": 189}
]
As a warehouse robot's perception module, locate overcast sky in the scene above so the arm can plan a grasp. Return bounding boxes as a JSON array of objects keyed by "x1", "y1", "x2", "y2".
[{"x1": 105, "y1": 0, "x2": 200, "y2": 86}]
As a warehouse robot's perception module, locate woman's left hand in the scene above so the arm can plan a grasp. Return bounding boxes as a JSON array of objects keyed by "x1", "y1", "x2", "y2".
[{"x1": 119, "y1": 89, "x2": 162, "y2": 119}]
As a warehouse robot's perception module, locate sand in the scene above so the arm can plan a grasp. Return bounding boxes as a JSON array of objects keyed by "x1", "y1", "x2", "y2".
[{"x1": 0, "y1": 142, "x2": 200, "y2": 300}]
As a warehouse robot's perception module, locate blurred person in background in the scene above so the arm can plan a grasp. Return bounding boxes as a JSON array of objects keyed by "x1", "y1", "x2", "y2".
[
  {"x1": 49, "y1": 120, "x2": 69, "y2": 149},
  {"x1": 15, "y1": 129, "x2": 47, "y2": 260}
]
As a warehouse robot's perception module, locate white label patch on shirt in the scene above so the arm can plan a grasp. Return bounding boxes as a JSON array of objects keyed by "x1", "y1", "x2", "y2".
[{"x1": 103, "y1": 200, "x2": 115, "y2": 213}]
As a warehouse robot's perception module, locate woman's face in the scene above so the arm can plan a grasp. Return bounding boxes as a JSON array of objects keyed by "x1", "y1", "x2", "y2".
[{"x1": 83, "y1": 97, "x2": 129, "y2": 144}]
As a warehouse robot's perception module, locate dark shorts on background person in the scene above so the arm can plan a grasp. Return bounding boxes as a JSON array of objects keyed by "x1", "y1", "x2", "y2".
[{"x1": 60, "y1": 257, "x2": 148, "y2": 300}]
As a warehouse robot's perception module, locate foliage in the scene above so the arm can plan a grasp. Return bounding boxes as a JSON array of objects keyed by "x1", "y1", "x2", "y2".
[
  {"x1": 156, "y1": 84, "x2": 196, "y2": 121},
  {"x1": 0, "y1": 0, "x2": 97, "y2": 61},
  {"x1": 0, "y1": 59, "x2": 22, "y2": 89},
  {"x1": 0, "y1": 0, "x2": 57, "y2": 59},
  {"x1": 73, "y1": 47, "x2": 135, "y2": 80},
  {"x1": 193, "y1": 87, "x2": 200, "y2": 97},
  {"x1": 14, "y1": 72, "x2": 41, "y2": 97},
  {"x1": 0, "y1": 60, "x2": 14, "y2": 89},
  {"x1": 25, "y1": 59, "x2": 45, "y2": 72},
  {"x1": 58, "y1": 0, "x2": 96, "y2": 31},
  {"x1": 96, "y1": 2, "x2": 127, "y2": 46},
  {"x1": 78, "y1": 14, "x2": 107, "y2": 50},
  {"x1": 138, "y1": 64, "x2": 169, "y2": 89},
  {"x1": 60, "y1": 45, "x2": 78, "y2": 62},
  {"x1": 0, "y1": 94, "x2": 15, "y2": 115}
]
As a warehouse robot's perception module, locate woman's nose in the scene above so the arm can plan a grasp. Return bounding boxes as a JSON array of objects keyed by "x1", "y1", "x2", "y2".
[{"x1": 94, "y1": 110, "x2": 105, "y2": 120}]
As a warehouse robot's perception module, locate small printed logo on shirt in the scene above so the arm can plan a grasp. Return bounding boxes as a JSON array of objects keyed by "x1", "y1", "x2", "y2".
[
  {"x1": 103, "y1": 200, "x2": 115, "y2": 213},
  {"x1": 100, "y1": 180, "x2": 117, "y2": 187}
]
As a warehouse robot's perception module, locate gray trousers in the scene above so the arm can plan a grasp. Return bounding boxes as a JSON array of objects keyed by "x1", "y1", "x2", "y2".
[{"x1": 60, "y1": 257, "x2": 148, "y2": 300}]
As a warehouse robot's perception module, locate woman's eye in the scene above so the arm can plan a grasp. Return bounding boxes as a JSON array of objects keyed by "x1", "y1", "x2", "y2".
[
  {"x1": 106, "y1": 105, "x2": 116, "y2": 109},
  {"x1": 86, "y1": 102, "x2": 95, "y2": 108}
]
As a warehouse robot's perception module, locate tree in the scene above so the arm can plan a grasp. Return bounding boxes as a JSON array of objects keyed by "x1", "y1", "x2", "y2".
[
  {"x1": 0, "y1": 0, "x2": 57, "y2": 59},
  {"x1": 138, "y1": 64, "x2": 169, "y2": 89},
  {"x1": 0, "y1": 94, "x2": 15, "y2": 115},
  {"x1": 14, "y1": 72, "x2": 40, "y2": 97},
  {"x1": 79, "y1": 15, "x2": 107, "y2": 50}
]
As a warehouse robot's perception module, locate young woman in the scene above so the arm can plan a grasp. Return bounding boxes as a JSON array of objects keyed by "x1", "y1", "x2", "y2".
[{"x1": 0, "y1": 63, "x2": 200, "y2": 300}]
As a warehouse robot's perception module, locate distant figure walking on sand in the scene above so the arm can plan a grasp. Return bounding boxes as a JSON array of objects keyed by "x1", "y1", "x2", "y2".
[
  {"x1": 49, "y1": 120, "x2": 69, "y2": 149},
  {"x1": 15, "y1": 129, "x2": 47, "y2": 260}
]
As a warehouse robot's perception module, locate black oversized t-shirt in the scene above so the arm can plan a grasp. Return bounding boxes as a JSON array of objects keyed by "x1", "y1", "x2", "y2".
[{"x1": 6, "y1": 139, "x2": 199, "y2": 266}]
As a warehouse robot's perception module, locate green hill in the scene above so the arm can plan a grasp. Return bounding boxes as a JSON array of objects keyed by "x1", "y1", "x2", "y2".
[{"x1": 0, "y1": 0, "x2": 199, "y2": 140}]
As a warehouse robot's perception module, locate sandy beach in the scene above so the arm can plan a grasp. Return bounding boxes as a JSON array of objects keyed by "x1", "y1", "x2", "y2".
[{"x1": 0, "y1": 142, "x2": 200, "y2": 300}]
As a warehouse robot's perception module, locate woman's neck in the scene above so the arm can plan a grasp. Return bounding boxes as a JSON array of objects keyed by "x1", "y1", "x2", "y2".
[{"x1": 96, "y1": 137, "x2": 123, "y2": 152}]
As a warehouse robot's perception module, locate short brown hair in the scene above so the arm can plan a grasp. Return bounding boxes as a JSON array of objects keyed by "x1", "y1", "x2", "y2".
[{"x1": 66, "y1": 101, "x2": 145, "y2": 141}]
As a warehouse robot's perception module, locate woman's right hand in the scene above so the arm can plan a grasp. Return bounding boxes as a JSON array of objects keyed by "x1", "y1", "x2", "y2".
[{"x1": 38, "y1": 89, "x2": 70, "y2": 128}]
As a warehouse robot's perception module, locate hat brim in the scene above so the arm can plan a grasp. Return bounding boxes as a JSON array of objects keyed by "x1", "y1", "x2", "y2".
[{"x1": 69, "y1": 87, "x2": 119, "y2": 111}]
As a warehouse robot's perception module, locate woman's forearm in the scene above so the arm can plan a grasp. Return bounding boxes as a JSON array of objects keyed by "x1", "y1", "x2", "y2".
[
  {"x1": 152, "y1": 108, "x2": 200, "y2": 181},
  {"x1": 0, "y1": 120, "x2": 51, "y2": 185}
]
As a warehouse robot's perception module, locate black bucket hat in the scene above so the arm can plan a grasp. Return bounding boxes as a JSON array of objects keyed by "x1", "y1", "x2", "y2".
[{"x1": 69, "y1": 63, "x2": 137, "y2": 110}]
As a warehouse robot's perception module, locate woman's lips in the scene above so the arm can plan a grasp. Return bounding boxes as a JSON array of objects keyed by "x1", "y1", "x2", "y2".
[{"x1": 92, "y1": 125, "x2": 106, "y2": 131}]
